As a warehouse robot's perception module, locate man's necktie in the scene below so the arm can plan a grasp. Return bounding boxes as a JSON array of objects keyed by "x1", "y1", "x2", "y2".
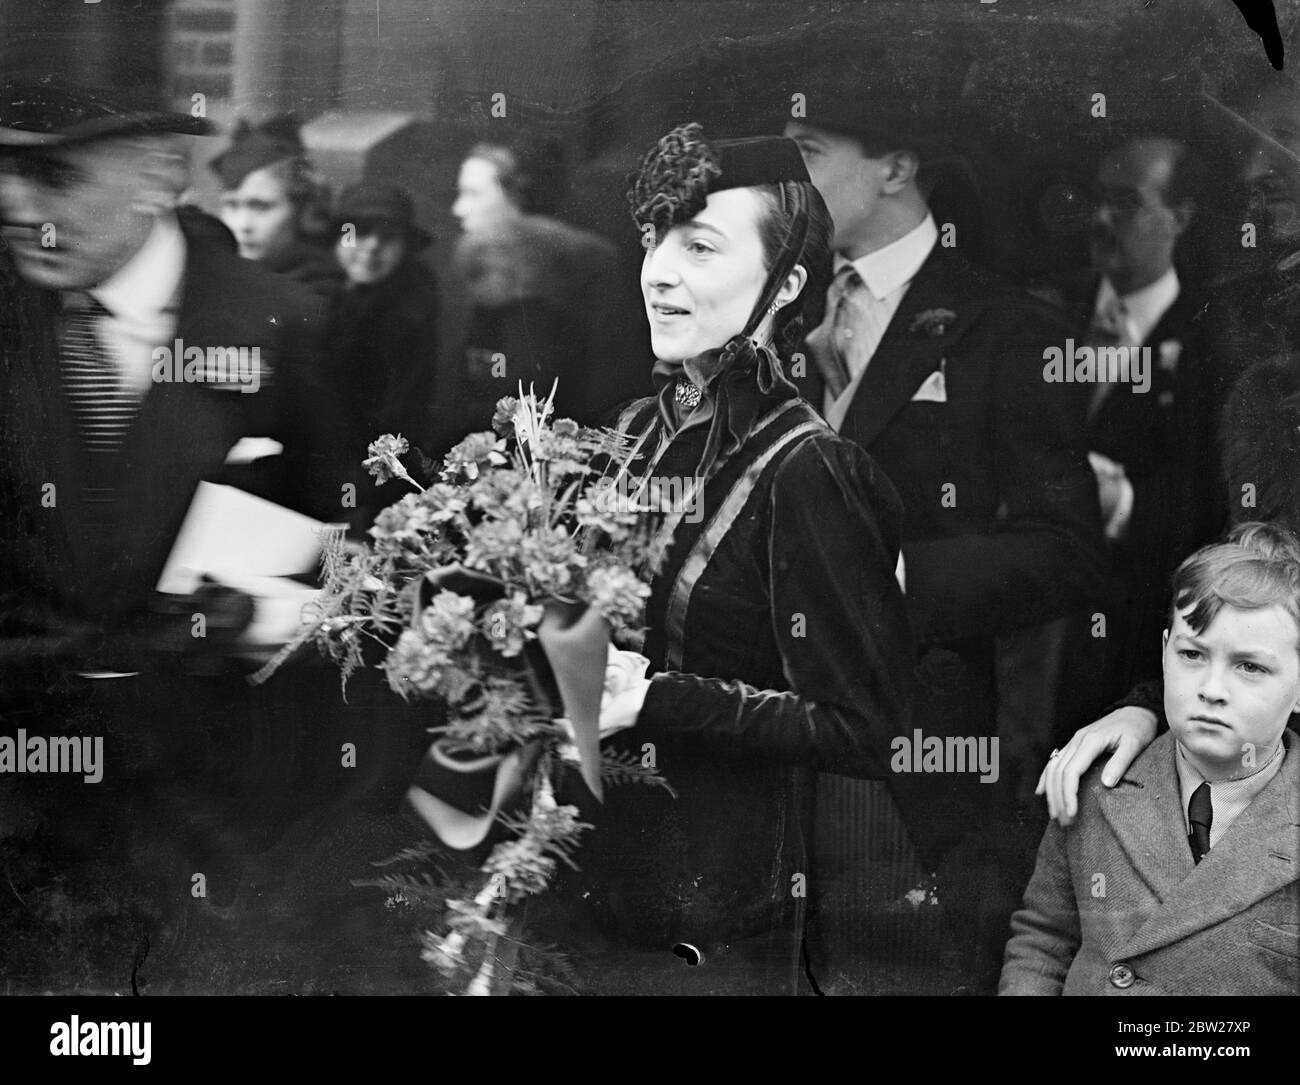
[
  {"x1": 812, "y1": 264, "x2": 859, "y2": 400},
  {"x1": 1187, "y1": 781, "x2": 1212, "y2": 863},
  {"x1": 1085, "y1": 293, "x2": 1131, "y2": 420},
  {"x1": 60, "y1": 294, "x2": 136, "y2": 453}
]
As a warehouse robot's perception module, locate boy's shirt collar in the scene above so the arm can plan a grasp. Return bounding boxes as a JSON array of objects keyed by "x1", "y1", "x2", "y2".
[{"x1": 1174, "y1": 735, "x2": 1288, "y2": 848}]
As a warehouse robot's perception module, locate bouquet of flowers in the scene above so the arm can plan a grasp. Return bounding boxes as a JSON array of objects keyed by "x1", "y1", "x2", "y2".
[{"x1": 254, "y1": 385, "x2": 673, "y2": 994}]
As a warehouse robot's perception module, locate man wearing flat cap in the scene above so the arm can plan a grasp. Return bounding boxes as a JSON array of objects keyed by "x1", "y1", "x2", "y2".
[
  {"x1": 784, "y1": 67, "x2": 1109, "y2": 988},
  {"x1": 0, "y1": 80, "x2": 355, "y2": 975}
]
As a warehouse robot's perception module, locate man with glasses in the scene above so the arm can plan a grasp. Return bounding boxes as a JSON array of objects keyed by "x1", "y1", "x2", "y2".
[{"x1": 1068, "y1": 137, "x2": 1204, "y2": 696}]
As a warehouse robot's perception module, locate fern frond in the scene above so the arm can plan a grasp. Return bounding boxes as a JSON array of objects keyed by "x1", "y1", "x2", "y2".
[{"x1": 600, "y1": 748, "x2": 679, "y2": 798}]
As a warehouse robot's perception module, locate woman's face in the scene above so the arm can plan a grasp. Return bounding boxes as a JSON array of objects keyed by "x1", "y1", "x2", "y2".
[
  {"x1": 641, "y1": 187, "x2": 770, "y2": 362},
  {"x1": 335, "y1": 222, "x2": 409, "y2": 286},
  {"x1": 452, "y1": 156, "x2": 516, "y2": 235},
  {"x1": 219, "y1": 165, "x2": 297, "y2": 262}
]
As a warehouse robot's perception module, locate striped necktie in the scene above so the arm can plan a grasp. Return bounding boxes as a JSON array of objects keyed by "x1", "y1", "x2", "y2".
[{"x1": 60, "y1": 293, "x2": 137, "y2": 452}]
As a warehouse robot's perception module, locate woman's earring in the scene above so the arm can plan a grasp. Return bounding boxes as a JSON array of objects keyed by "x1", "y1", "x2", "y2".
[{"x1": 767, "y1": 302, "x2": 781, "y2": 316}]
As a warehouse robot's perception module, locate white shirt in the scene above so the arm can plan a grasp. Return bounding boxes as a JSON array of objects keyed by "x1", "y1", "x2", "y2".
[
  {"x1": 1174, "y1": 735, "x2": 1287, "y2": 850},
  {"x1": 824, "y1": 213, "x2": 939, "y2": 430},
  {"x1": 1092, "y1": 266, "x2": 1179, "y2": 351},
  {"x1": 88, "y1": 213, "x2": 186, "y2": 396},
  {"x1": 1089, "y1": 267, "x2": 1180, "y2": 541}
]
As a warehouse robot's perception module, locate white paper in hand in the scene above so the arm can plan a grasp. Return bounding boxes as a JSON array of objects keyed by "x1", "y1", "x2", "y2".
[{"x1": 156, "y1": 481, "x2": 340, "y2": 595}]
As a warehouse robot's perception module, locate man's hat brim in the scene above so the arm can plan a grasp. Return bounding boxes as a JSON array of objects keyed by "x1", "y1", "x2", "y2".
[
  {"x1": 0, "y1": 112, "x2": 213, "y2": 148},
  {"x1": 0, "y1": 81, "x2": 214, "y2": 149}
]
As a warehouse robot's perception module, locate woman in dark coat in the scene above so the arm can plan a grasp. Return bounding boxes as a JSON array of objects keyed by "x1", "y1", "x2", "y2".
[
  {"x1": 449, "y1": 138, "x2": 627, "y2": 426},
  {"x1": 210, "y1": 115, "x2": 341, "y2": 298},
  {"x1": 327, "y1": 181, "x2": 440, "y2": 471},
  {"x1": 536, "y1": 124, "x2": 916, "y2": 994}
]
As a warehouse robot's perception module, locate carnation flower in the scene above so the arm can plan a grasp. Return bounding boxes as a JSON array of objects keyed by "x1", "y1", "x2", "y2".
[
  {"x1": 363, "y1": 433, "x2": 415, "y2": 486},
  {"x1": 519, "y1": 526, "x2": 585, "y2": 594},
  {"x1": 444, "y1": 432, "x2": 508, "y2": 480},
  {"x1": 575, "y1": 478, "x2": 639, "y2": 535},
  {"x1": 367, "y1": 493, "x2": 449, "y2": 560},
  {"x1": 491, "y1": 396, "x2": 519, "y2": 436},
  {"x1": 584, "y1": 563, "x2": 651, "y2": 630},
  {"x1": 481, "y1": 592, "x2": 545, "y2": 657},
  {"x1": 419, "y1": 589, "x2": 477, "y2": 650},
  {"x1": 420, "y1": 482, "x2": 469, "y2": 524},
  {"x1": 383, "y1": 628, "x2": 451, "y2": 698},
  {"x1": 463, "y1": 517, "x2": 526, "y2": 573}
]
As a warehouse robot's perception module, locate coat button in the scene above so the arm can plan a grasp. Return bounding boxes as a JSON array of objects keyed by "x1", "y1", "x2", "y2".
[{"x1": 1109, "y1": 963, "x2": 1136, "y2": 989}]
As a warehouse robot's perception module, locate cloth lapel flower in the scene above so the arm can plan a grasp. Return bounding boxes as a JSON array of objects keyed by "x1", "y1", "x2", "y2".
[
  {"x1": 910, "y1": 308, "x2": 957, "y2": 338},
  {"x1": 1157, "y1": 339, "x2": 1182, "y2": 373}
]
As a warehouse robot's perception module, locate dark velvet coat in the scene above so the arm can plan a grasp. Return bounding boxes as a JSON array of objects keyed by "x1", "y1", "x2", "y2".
[{"x1": 540, "y1": 387, "x2": 916, "y2": 993}]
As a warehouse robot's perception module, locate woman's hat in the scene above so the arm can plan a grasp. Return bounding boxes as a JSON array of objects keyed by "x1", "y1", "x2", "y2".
[
  {"x1": 208, "y1": 114, "x2": 304, "y2": 190},
  {"x1": 0, "y1": 80, "x2": 213, "y2": 148},
  {"x1": 628, "y1": 123, "x2": 809, "y2": 233},
  {"x1": 333, "y1": 180, "x2": 432, "y2": 248}
]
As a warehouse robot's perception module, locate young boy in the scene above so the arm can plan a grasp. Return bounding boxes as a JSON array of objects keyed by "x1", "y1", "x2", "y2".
[{"x1": 1000, "y1": 522, "x2": 1300, "y2": 995}]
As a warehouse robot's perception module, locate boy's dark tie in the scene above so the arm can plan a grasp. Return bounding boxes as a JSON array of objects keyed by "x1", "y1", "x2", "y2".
[{"x1": 1187, "y1": 781, "x2": 1212, "y2": 863}]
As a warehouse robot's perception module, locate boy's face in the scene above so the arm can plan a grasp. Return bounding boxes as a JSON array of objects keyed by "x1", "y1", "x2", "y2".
[{"x1": 1163, "y1": 603, "x2": 1300, "y2": 780}]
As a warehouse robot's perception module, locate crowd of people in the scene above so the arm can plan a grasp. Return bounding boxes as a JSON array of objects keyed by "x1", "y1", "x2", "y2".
[{"x1": 1, "y1": 49, "x2": 1298, "y2": 997}]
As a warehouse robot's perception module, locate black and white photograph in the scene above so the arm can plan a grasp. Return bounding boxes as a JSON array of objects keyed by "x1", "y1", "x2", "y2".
[{"x1": 0, "y1": 0, "x2": 1296, "y2": 1048}]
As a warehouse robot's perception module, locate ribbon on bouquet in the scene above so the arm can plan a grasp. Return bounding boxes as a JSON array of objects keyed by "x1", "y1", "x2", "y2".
[
  {"x1": 536, "y1": 600, "x2": 608, "y2": 802},
  {"x1": 405, "y1": 566, "x2": 610, "y2": 850}
]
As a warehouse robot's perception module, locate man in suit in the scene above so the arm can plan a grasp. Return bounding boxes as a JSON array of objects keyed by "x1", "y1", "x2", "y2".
[
  {"x1": 0, "y1": 82, "x2": 368, "y2": 982},
  {"x1": 1058, "y1": 137, "x2": 1206, "y2": 699},
  {"x1": 1002, "y1": 525, "x2": 1300, "y2": 995},
  {"x1": 785, "y1": 102, "x2": 1109, "y2": 987},
  {"x1": 0, "y1": 82, "x2": 341, "y2": 681},
  {"x1": 1039, "y1": 75, "x2": 1300, "y2": 829}
]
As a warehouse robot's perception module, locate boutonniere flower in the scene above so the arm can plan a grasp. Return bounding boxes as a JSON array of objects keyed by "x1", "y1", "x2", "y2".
[
  {"x1": 910, "y1": 308, "x2": 957, "y2": 338},
  {"x1": 1158, "y1": 339, "x2": 1182, "y2": 373}
]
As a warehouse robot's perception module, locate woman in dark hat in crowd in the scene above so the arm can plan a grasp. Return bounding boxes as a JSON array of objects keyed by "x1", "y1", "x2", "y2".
[
  {"x1": 532, "y1": 123, "x2": 915, "y2": 994},
  {"x1": 210, "y1": 114, "x2": 341, "y2": 297},
  {"x1": 449, "y1": 136, "x2": 625, "y2": 425},
  {"x1": 327, "y1": 180, "x2": 441, "y2": 514}
]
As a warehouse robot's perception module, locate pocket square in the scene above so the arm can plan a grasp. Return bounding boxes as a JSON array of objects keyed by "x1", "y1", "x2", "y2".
[{"x1": 911, "y1": 366, "x2": 948, "y2": 403}]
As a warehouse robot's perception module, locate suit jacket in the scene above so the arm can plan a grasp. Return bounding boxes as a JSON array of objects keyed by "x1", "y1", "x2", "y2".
[
  {"x1": 0, "y1": 216, "x2": 343, "y2": 691},
  {"x1": 797, "y1": 246, "x2": 1108, "y2": 651},
  {"x1": 1064, "y1": 275, "x2": 1202, "y2": 689},
  {"x1": 1000, "y1": 728, "x2": 1300, "y2": 996}
]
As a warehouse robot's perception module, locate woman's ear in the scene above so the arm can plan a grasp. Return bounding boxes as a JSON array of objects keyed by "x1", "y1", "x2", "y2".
[{"x1": 775, "y1": 263, "x2": 808, "y2": 308}]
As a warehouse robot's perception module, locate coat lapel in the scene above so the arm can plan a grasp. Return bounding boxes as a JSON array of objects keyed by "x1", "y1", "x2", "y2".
[
  {"x1": 1109, "y1": 731, "x2": 1300, "y2": 960},
  {"x1": 837, "y1": 248, "x2": 988, "y2": 449},
  {"x1": 107, "y1": 235, "x2": 266, "y2": 604},
  {"x1": 1094, "y1": 732, "x2": 1197, "y2": 901}
]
